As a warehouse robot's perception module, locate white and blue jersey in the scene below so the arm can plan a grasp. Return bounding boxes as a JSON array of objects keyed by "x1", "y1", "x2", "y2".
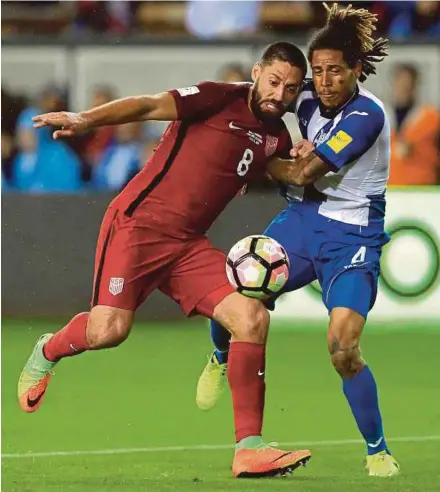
[
  {"x1": 287, "y1": 80, "x2": 390, "y2": 230},
  {"x1": 265, "y1": 82, "x2": 391, "y2": 318}
]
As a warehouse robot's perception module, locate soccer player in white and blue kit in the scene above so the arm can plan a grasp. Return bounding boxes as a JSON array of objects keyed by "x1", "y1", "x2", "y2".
[{"x1": 197, "y1": 4, "x2": 400, "y2": 477}]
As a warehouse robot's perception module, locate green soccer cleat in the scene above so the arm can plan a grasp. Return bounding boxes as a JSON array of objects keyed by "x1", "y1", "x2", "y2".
[
  {"x1": 196, "y1": 352, "x2": 227, "y2": 411},
  {"x1": 18, "y1": 334, "x2": 57, "y2": 413},
  {"x1": 366, "y1": 451, "x2": 400, "y2": 477}
]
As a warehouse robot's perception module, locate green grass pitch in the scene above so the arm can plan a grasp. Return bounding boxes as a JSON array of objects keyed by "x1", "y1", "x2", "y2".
[{"x1": 2, "y1": 319, "x2": 440, "y2": 491}]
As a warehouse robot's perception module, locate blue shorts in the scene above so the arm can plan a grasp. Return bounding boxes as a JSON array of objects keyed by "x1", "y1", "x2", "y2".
[{"x1": 264, "y1": 200, "x2": 390, "y2": 319}]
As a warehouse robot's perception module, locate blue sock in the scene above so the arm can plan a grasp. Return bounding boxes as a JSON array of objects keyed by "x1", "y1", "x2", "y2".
[
  {"x1": 210, "y1": 319, "x2": 231, "y2": 364},
  {"x1": 343, "y1": 365, "x2": 390, "y2": 455}
]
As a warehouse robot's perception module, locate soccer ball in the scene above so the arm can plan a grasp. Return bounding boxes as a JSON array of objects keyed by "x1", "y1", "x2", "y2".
[{"x1": 226, "y1": 235, "x2": 290, "y2": 299}]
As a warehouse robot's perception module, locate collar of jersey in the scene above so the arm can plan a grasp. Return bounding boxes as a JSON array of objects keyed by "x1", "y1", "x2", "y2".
[{"x1": 318, "y1": 85, "x2": 360, "y2": 119}]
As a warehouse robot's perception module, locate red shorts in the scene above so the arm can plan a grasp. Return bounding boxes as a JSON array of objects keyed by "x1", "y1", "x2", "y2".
[{"x1": 91, "y1": 207, "x2": 235, "y2": 317}]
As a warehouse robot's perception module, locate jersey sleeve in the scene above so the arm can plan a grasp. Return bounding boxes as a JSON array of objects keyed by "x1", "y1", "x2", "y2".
[
  {"x1": 169, "y1": 81, "x2": 235, "y2": 121},
  {"x1": 315, "y1": 103, "x2": 385, "y2": 171}
]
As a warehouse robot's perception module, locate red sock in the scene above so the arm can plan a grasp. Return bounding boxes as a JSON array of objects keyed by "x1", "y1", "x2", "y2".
[
  {"x1": 228, "y1": 341, "x2": 266, "y2": 443},
  {"x1": 43, "y1": 312, "x2": 90, "y2": 362}
]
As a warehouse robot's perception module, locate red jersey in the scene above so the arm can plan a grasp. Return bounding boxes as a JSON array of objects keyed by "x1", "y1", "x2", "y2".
[{"x1": 114, "y1": 82, "x2": 292, "y2": 238}]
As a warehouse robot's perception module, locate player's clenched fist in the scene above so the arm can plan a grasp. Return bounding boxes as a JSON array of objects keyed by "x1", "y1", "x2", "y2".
[
  {"x1": 32, "y1": 111, "x2": 89, "y2": 140},
  {"x1": 290, "y1": 139, "x2": 315, "y2": 159}
]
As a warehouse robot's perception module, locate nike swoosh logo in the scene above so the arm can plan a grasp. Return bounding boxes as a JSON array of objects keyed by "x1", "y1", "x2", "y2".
[
  {"x1": 229, "y1": 121, "x2": 244, "y2": 131},
  {"x1": 258, "y1": 370, "x2": 265, "y2": 376},
  {"x1": 367, "y1": 437, "x2": 383, "y2": 448},
  {"x1": 345, "y1": 111, "x2": 369, "y2": 119},
  {"x1": 27, "y1": 389, "x2": 46, "y2": 408}
]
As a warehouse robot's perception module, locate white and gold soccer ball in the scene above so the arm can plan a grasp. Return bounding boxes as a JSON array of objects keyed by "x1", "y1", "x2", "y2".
[{"x1": 226, "y1": 235, "x2": 290, "y2": 299}]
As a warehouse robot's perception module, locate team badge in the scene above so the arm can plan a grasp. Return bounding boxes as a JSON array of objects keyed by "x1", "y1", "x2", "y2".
[
  {"x1": 265, "y1": 135, "x2": 278, "y2": 157},
  {"x1": 109, "y1": 277, "x2": 124, "y2": 295}
]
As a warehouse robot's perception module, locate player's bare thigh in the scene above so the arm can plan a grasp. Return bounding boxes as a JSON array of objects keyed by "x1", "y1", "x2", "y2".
[
  {"x1": 89, "y1": 209, "x2": 181, "y2": 349},
  {"x1": 86, "y1": 305, "x2": 134, "y2": 349},
  {"x1": 212, "y1": 292, "x2": 269, "y2": 344}
]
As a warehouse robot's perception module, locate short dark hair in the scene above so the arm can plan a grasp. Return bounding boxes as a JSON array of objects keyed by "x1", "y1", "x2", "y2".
[
  {"x1": 394, "y1": 63, "x2": 419, "y2": 84},
  {"x1": 308, "y1": 2, "x2": 389, "y2": 82},
  {"x1": 260, "y1": 41, "x2": 308, "y2": 76}
]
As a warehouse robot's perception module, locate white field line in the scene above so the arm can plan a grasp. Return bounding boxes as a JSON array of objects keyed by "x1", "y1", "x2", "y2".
[{"x1": 2, "y1": 435, "x2": 440, "y2": 459}]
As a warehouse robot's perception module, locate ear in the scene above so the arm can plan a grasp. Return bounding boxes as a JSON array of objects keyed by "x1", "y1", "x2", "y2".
[
  {"x1": 353, "y1": 61, "x2": 362, "y2": 80},
  {"x1": 251, "y1": 63, "x2": 262, "y2": 82}
]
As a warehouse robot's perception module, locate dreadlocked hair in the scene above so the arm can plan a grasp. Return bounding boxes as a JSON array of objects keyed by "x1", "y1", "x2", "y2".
[{"x1": 308, "y1": 2, "x2": 389, "y2": 82}]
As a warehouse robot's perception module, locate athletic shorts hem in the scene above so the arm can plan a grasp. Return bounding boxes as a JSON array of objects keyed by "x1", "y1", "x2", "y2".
[{"x1": 190, "y1": 283, "x2": 236, "y2": 318}]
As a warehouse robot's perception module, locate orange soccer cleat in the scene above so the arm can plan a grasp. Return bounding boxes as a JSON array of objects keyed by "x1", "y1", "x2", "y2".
[
  {"x1": 232, "y1": 445, "x2": 312, "y2": 478},
  {"x1": 18, "y1": 334, "x2": 57, "y2": 413}
]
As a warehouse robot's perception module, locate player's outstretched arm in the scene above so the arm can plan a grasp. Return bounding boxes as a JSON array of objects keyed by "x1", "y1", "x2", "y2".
[
  {"x1": 266, "y1": 153, "x2": 331, "y2": 186},
  {"x1": 32, "y1": 92, "x2": 178, "y2": 140}
]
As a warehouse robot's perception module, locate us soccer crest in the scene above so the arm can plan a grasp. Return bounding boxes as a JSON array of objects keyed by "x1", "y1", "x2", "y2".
[
  {"x1": 265, "y1": 135, "x2": 278, "y2": 157},
  {"x1": 109, "y1": 277, "x2": 124, "y2": 295}
]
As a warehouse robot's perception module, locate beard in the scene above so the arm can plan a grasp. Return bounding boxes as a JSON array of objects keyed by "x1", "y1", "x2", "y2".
[{"x1": 250, "y1": 80, "x2": 286, "y2": 124}]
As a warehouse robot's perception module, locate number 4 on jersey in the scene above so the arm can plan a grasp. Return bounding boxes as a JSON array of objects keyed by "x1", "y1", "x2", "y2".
[{"x1": 351, "y1": 246, "x2": 366, "y2": 264}]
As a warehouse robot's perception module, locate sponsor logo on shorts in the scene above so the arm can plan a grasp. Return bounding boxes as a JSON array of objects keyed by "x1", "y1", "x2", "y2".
[{"x1": 109, "y1": 277, "x2": 124, "y2": 296}]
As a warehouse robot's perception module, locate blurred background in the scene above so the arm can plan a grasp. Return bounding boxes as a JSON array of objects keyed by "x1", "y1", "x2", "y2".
[
  {"x1": 2, "y1": 3, "x2": 439, "y2": 490},
  {"x1": 2, "y1": 0, "x2": 439, "y2": 322},
  {"x1": 2, "y1": 0, "x2": 440, "y2": 193}
]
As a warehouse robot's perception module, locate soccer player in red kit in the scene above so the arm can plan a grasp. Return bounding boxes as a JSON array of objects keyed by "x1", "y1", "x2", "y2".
[{"x1": 18, "y1": 42, "x2": 313, "y2": 477}]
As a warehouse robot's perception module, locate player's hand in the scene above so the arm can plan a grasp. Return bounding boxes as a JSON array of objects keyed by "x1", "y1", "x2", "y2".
[
  {"x1": 32, "y1": 112, "x2": 89, "y2": 140},
  {"x1": 290, "y1": 139, "x2": 315, "y2": 159}
]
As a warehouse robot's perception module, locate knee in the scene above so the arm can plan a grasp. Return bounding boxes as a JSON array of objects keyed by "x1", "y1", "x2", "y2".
[
  {"x1": 234, "y1": 300, "x2": 269, "y2": 344},
  {"x1": 328, "y1": 310, "x2": 365, "y2": 378},
  {"x1": 330, "y1": 346, "x2": 364, "y2": 378},
  {"x1": 87, "y1": 309, "x2": 132, "y2": 349}
]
